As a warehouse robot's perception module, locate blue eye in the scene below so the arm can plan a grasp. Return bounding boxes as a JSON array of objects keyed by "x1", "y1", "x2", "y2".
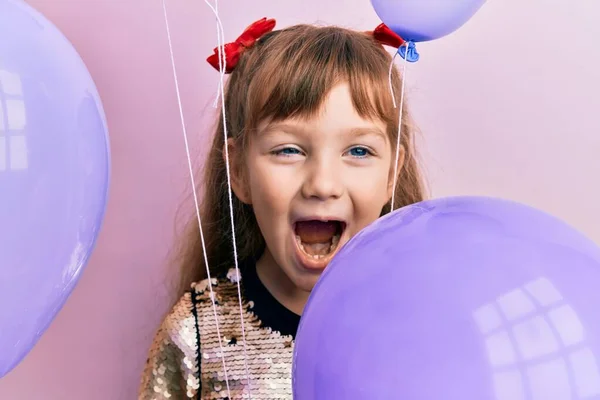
[
  {"x1": 274, "y1": 147, "x2": 302, "y2": 157},
  {"x1": 348, "y1": 146, "x2": 371, "y2": 158}
]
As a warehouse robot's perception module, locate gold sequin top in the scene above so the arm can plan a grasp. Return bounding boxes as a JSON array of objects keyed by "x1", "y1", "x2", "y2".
[{"x1": 138, "y1": 263, "x2": 299, "y2": 400}]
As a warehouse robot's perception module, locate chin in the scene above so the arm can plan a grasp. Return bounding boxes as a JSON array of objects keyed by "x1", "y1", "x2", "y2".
[{"x1": 288, "y1": 270, "x2": 322, "y2": 293}]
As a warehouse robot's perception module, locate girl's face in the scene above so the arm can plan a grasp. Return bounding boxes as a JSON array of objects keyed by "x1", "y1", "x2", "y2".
[{"x1": 231, "y1": 83, "x2": 401, "y2": 294}]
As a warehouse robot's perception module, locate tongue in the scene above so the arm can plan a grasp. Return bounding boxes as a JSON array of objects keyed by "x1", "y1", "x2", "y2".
[{"x1": 295, "y1": 221, "x2": 338, "y2": 244}]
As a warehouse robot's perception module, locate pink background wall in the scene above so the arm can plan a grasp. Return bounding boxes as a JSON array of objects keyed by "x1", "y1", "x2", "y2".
[{"x1": 1, "y1": 0, "x2": 598, "y2": 398}]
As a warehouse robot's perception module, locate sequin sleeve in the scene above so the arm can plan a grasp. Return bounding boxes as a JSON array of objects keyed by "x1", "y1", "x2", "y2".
[{"x1": 138, "y1": 291, "x2": 201, "y2": 400}]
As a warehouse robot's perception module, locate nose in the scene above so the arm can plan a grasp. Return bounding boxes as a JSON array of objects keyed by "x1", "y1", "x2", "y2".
[{"x1": 301, "y1": 157, "x2": 344, "y2": 201}]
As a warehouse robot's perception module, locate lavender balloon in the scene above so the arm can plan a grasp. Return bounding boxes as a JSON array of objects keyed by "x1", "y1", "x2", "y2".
[
  {"x1": 293, "y1": 196, "x2": 600, "y2": 399},
  {"x1": 370, "y1": 0, "x2": 487, "y2": 42},
  {"x1": 0, "y1": 0, "x2": 110, "y2": 377}
]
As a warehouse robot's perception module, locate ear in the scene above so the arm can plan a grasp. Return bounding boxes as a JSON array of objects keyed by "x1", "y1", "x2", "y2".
[
  {"x1": 387, "y1": 144, "x2": 406, "y2": 199},
  {"x1": 224, "y1": 138, "x2": 252, "y2": 204}
]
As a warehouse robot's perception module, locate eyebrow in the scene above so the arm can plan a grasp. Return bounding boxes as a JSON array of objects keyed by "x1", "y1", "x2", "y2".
[
  {"x1": 258, "y1": 122, "x2": 304, "y2": 136},
  {"x1": 260, "y1": 122, "x2": 387, "y2": 141},
  {"x1": 348, "y1": 127, "x2": 388, "y2": 142}
]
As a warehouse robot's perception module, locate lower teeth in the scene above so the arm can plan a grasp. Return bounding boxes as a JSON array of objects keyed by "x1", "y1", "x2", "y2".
[{"x1": 296, "y1": 234, "x2": 340, "y2": 259}]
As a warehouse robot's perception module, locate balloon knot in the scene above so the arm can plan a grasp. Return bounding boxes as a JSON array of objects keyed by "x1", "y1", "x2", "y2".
[{"x1": 398, "y1": 41, "x2": 420, "y2": 63}]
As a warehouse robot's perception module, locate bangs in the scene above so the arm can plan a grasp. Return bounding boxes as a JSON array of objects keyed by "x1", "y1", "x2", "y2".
[{"x1": 244, "y1": 25, "x2": 399, "y2": 130}]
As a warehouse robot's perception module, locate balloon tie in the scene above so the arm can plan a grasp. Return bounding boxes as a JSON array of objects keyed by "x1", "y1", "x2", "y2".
[{"x1": 398, "y1": 41, "x2": 420, "y2": 63}]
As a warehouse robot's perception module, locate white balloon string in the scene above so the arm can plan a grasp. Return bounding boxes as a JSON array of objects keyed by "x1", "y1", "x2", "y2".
[
  {"x1": 203, "y1": 0, "x2": 254, "y2": 396},
  {"x1": 388, "y1": 50, "x2": 399, "y2": 109},
  {"x1": 211, "y1": 1, "x2": 226, "y2": 108},
  {"x1": 160, "y1": 0, "x2": 232, "y2": 396},
  {"x1": 390, "y1": 42, "x2": 408, "y2": 212}
]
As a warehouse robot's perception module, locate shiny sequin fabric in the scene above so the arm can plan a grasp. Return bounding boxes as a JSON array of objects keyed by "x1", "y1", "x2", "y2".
[{"x1": 139, "y1": 269, "x2": 294, "y2": 399}]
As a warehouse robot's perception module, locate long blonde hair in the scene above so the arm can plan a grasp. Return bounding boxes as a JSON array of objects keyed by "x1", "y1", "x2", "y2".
[{"x1": 174, "y1": 23, "x2": 427, "y2": 296}]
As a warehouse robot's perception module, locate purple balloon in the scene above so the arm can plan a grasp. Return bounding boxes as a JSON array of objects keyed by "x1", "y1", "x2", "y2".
[
  {"x1": 0, "y1": 0, "x2": 110, "y2": 377},
  {"x1": 370, "y1": 0, "x2": 487, "y2": 42},
  {"x1": 293, "y1": 196, "x2": 600, "y2": 399}
]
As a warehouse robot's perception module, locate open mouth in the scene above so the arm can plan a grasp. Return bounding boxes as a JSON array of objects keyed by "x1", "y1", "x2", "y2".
[{"x1": 294, "y1": 219, "x2": 346, "y2": 262}]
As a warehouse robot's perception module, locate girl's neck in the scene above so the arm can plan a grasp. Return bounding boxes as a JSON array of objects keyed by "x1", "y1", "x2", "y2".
[{"x1": 255, "y1": 250, "x2": 309, "y2": 316}]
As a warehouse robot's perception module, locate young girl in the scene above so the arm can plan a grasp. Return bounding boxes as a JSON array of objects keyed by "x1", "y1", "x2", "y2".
[{"x1": 139, "y1": 17, "x2": 426, "y2": 400}]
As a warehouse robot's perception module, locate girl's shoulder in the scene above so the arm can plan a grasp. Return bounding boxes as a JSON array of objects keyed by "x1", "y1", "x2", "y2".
[
  {"x1": 160, "y1": 272, "x2": 241, "y2": 348},
  {"x1": 161, "y1": 273, "x2": 234, "y2": 344},
  {"x1": 165, "y1": 270, "x2": 239, "y2": 327},
  {"x1": 140, "y1": 269, "x2": 296, "y2": 399},
  {"x1": 160, "y1": 287, "x2": 198, "y2": 348}
]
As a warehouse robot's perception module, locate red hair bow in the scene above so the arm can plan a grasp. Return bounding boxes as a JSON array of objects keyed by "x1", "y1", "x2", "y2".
[
  {"x1": 369, "y1": 23, "x2": 406, "y2": 49},
  {"x1": 206, "y1": 17, "x2": 276, "y2": 73}
]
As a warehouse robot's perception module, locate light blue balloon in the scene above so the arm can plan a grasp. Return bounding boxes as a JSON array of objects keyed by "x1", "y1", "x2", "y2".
[
  {"x1": 371, "y1": 0, "x2": 487, "y2": 43},
  {"x1": 0, "y1": 0, "x2": 110, "y2": 377}
]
